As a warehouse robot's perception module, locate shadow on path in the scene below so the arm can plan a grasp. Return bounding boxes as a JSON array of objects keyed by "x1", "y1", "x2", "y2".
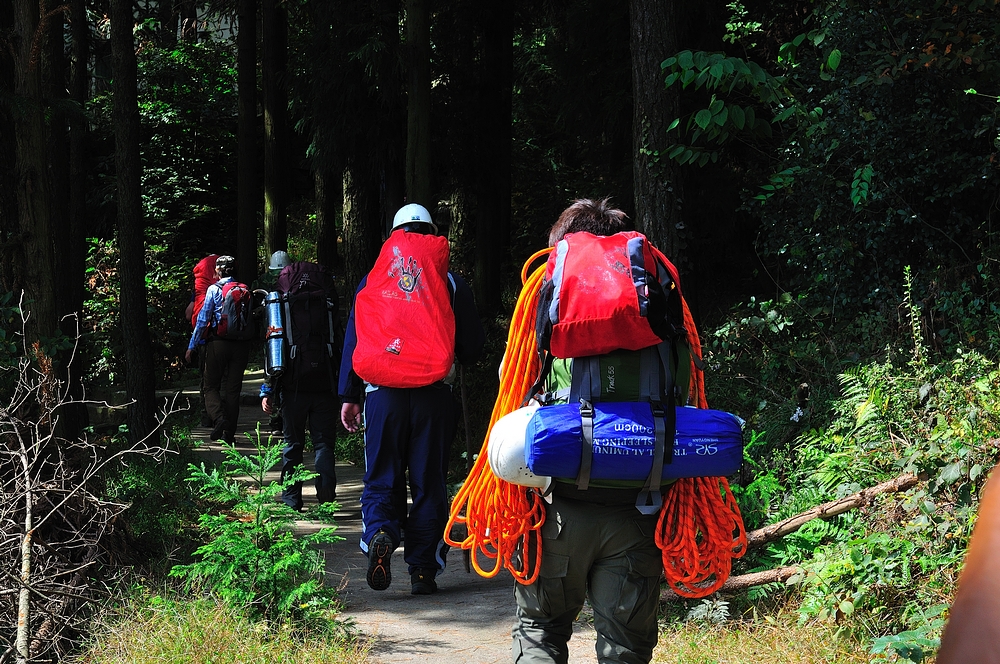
[{"x1": 171, "y1": 370, "x2": 599, "y2": 664}]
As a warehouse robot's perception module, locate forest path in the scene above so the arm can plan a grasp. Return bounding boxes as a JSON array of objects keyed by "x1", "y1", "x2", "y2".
[{"x1": 175, "y1": 370, "x2": 601, "y2": 664}]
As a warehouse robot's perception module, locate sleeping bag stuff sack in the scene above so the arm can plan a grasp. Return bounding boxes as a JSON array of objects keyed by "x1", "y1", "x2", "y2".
[
  {"x1": 525, "y1": 403, "x2": 744, "y2": 481},
  {"x1": 352, "y1": 229, "x2": 456, "y2": 388}
]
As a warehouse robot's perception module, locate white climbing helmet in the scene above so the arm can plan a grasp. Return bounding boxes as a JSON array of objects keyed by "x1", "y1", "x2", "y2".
[
  {"x1": 269, "y1": 250, "x2": 291, "y2": 271},
  {"x1": 487, "y1": 404, "x2": 549, "y2": 488},
  {"x1": 392, "y1": 203, "x2": 438, "y2": 234}
]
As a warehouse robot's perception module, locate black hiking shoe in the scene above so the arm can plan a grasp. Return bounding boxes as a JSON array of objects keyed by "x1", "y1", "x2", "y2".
[
  {"x1": 209, "y1": 418, "x2": 228, "y2": 442},
  {"x1": 366, "y1": 531, "x2": 394, "y2": 591},
  {"x1": 410, "y1": 568, "x2": 438, "y2": 595}
]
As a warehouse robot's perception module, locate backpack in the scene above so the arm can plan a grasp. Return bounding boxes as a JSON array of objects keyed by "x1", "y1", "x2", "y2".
[
  {"x1": 215, "y1": 280, "x2": 255, "y2": 340},
  {"x1": 276, "y1": 261, "x2": 341, "y2": 391},
  {"x1": 529, "y1": 231, "x2": 689, "y2": 512},
  {"x1": 352, "y1": 229, "x2": 456, "y2": 388},
  {"x1": 191, "y1": 254, "x2": 219, "y2": 329}
]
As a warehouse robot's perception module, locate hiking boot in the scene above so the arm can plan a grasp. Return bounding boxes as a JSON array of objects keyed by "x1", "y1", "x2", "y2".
[
  {"x1": 410, "y1": 568, "x2": 438, "y2": 595},
  {"x1": 209, "y1": 418, "x2": 228, "y2": 441},
  {"x1": 366, "y1": 531, "x2": 394, "y2": 591}
]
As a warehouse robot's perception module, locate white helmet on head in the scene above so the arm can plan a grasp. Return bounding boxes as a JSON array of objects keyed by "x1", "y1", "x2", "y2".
[
  {"x1": 392, "y1": 203, "x2": 438, "y2": 234},
  {"x1": 269, "y1": 250, "x2": 291, "y2": 271}
]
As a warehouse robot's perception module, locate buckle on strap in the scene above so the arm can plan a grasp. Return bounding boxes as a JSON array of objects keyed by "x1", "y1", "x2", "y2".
[
  {"x1": 576, "y1": 399, "x2": 595, "y2": 491},
  {"x1": 636, "y1": 402, "x2": 667, "y2": 515}
]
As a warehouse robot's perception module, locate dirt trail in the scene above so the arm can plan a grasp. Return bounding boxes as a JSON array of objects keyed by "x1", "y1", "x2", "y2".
[{"x1": 178, "y1": 371, "x2": 601, "y2": 664}]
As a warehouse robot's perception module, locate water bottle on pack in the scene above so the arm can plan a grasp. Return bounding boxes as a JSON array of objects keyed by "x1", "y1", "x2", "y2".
[{"x1": 265, "y1": 291, "x2": 285, "y2": 377}]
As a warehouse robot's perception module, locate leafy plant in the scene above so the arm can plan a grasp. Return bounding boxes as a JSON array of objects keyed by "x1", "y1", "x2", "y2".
[{"x1": 169, "y1": 426, "x2": 342, "y2": 623}]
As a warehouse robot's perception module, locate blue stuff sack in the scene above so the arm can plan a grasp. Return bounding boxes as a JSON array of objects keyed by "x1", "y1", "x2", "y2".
[{"x1": 525, "y1": 403, "x2": 744, "y2": 481}]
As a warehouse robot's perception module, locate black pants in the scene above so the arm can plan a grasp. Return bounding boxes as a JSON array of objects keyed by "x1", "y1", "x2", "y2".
[{"x1": 202, "y1": 338, "x2": 251, "y2": 441}]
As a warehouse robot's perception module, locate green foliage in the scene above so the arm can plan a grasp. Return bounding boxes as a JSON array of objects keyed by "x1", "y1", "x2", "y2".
[
  {"x1": 725, "y1": 328, "x2": 1000, "y2": 659},
  {"x1": 89, "y1": 39, "x2": 239, "y2": 243},
  {"x1": 82, "y1": 238, "x2": 195, "y2": 388},
  {"x1": 663, "y1": 0, "x2": 1000, "y2": 328},
  {"x1": 102, "y1": 426, "x2": 201, "y2": 564},
  {"x1": 169, "y1": 427, "x2": 342, "y2": 624}
]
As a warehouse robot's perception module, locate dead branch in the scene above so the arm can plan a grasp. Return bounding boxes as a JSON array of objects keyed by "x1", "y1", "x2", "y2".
[{"x1": 745, "y1": 472, "x2": 919, "y2": 549}]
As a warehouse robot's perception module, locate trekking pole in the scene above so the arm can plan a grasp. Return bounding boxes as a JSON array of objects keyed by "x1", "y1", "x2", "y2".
[
  {"x1": 459, "y1": 365, "x2": 474, "y2": 474},
  {"x1": 459, "y1": 365, "x2": 473, "y2": 573}
]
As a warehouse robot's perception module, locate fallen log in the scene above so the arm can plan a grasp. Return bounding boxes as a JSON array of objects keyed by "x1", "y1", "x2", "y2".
[
  {"x1": 660, "y1": 471, "x2": 920, "y2": 602},
  {"x1": 745, "y1": 472, "x2": 919, "y2": 550}
]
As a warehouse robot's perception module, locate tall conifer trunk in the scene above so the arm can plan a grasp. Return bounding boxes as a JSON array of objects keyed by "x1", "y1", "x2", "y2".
[
  {"x1": 12, "y1": 0, "x2": 57, "y2": 342},
  {"x1": 262, "y1": 0, "x2": 288, "y2": 259},
  {"x1": 237, "y1": 0, "x2": 258, "y2": 285},
  {"x1": 405, "y1": 0, "x2": 431, "y2": 206},
  {"x1": 110, "y1": 0, "x2": 155, "y2": 442},
  {"x1": 630, "y1": 0, "x2": 684, "y2": 260}
]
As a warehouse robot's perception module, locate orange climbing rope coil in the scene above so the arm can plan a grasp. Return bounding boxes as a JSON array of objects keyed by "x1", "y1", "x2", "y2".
[{"x1": 445, "y1": 249, "x2": 747, "y2": 597}]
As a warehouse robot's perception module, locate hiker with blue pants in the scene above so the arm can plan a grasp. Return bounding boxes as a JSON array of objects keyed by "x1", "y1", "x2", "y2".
[{"x1": 340, "y1": 203, "x2": 485, "y2": 596}]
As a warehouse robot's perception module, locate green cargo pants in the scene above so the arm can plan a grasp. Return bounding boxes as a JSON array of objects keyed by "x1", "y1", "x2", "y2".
[{"x1": 512, "y1": 492, "x2": 663, "y2": 664}]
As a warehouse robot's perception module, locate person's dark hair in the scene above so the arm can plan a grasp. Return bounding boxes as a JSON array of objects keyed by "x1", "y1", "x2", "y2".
[
  {"x1": 396, "y1": 222, "x2": 435, "y2": 235},
  {"x1": 547, "y1": 198, "x2": 628, "y2": 247},
  {"x1": 215, "y1": 255, "x2": 236, "y2": 277}
]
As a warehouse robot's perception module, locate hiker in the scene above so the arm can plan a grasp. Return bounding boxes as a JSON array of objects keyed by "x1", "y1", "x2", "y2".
[
  {"x1": 937, "y1": 464, "x2": 1000, "y2": 664},
  {"x1": 259, "y1": 260, "x2": 341, "y2": 511},
  {"x1": 511, "y1": 198, "x2": 686, "y2": 664},
  {"x1": 255, "y1": 250, "x2": 293, "y2": 437},
  {"x1": 185, "y1": 255, "x2": 254, "y2": 443},
  {"x1": 339, "y1": 203, "x2": 485, "y2": 595},
  {"x1": 185, "y1": 254, "x2": 219, "y2": 427}
]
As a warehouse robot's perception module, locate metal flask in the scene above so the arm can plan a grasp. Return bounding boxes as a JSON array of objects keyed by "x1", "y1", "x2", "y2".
[{"x1": 264, "y1": 291, "x2": 285, "y2": 377}]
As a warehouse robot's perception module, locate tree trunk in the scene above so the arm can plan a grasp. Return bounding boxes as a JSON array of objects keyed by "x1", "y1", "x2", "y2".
[
  {"x1": 404, "y1": 0, "x2": 431, "y2": 206},
  {"x1": 473, "y1": 0, "x2": 512, "y2": 315},
  {"x1": 342, "y1": 161, "x2": 382, "y2": 295},
  {"x1": 0, "y1": 0, "x2": 18, "y2": 292},
  {"x1": 315, "y1": 166, "x2": 340, "y2": 272},
  {"x1": 630, "y1": 0, "x2": 684, "y2": 261},
  {"x1": 110, "y1": 0, "x2": 155, "y2": 442},
  {"x1": 51, "y1": 0, "x2": 89, "y2": 437},
  {"x1": 12, "y1": 0, "x2": 58, "y2": 342},
  {"x1": 261, "y1": 0, "x2": 288, "y2": 259},
  {"x1": 236, "y1": 0, "x2": 258, "y2": 285},
  {"x1": 157, "y1": 0, "x2": 178, "y2": 47}
]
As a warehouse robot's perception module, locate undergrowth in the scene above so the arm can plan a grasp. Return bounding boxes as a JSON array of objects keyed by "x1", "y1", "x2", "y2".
[
  {"x1": 712, "y1": 267, "x2": 1000, "y2": 662},
  {"x1": 77, "y1": 593, "x2": 368, "y2": 664}
]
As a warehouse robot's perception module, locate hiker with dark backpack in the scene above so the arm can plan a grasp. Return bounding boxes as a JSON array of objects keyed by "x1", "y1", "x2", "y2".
[
  {"x1": 511, "y1": 199, "x2": 689, "y2": 664},
  {"x1": 339, "y1": 203, "x2": 486, "y2": 595},
  {"x1": 258, "y1": 260, "x2": 341, "y2": 511},
  {"x1": 185, "y1": 255, "x2": 254, "y2": 444}
]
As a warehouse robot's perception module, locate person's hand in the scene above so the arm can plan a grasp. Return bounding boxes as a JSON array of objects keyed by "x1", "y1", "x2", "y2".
[
  {"x1": 341, "y1": 402, "x2": 363, "y2": 432},
  {"x1": 185, "y1": 348, "x2": 194, "y2": 365},
  {"x1": 262, "y1": 396, "x2": 273, "y2": 414}
]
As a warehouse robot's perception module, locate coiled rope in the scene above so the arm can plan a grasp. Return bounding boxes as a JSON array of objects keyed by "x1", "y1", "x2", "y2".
[
  {"x1": 444, "y1": 249, "x2": 550, "y2": 583},
  {"x1": 446, "y1": 248, "x2": 746, "y2": 597}
]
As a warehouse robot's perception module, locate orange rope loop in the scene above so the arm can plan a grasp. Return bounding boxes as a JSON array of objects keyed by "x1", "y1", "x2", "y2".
[{"x1": 445, "y1": 252, "x2": 550, "y2": 584}]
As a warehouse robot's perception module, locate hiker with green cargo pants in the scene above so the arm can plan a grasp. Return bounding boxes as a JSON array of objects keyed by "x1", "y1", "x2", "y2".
[
  {"x1": 513, "y1": 495, "x2": 662, "y2": 663},
  {"x1": 511, "y1": 198, "x2": 690, "y2": 663}
]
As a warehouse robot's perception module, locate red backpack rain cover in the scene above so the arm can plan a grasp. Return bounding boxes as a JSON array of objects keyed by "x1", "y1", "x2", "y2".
[
  {"x1": 352, "y1": 230, "x2": 456, "y2": 388},
  {"x1": 541, "y1": 231, "x2": 681, "y2": 358},
  {"x1": 191, "y1": 254, "x2": 219, "y2": 329}
]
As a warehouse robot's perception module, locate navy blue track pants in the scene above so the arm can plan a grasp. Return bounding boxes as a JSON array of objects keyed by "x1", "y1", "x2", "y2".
[{"x1": 360, "y1": 383, "x2": 457, "y2": 574}]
